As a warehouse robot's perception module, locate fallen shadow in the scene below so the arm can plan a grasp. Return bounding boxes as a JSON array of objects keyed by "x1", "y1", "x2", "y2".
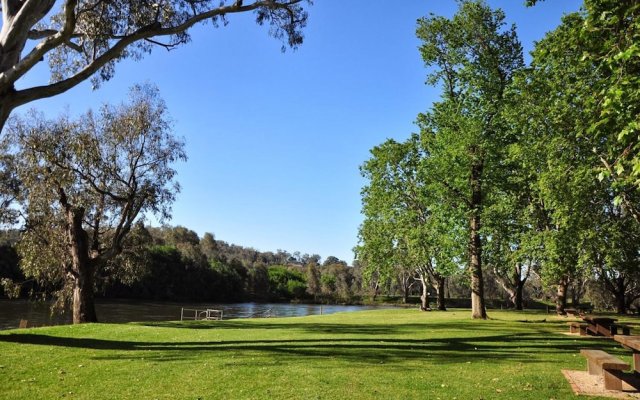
[{"x1": 0, "y1": 324, "x2": 620, "y2": 366}]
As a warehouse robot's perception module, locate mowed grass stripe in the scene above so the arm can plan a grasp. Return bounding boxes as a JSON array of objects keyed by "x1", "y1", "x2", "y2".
[{"x1": 0, "y1": 309, "x2": 634, "y2": 399}]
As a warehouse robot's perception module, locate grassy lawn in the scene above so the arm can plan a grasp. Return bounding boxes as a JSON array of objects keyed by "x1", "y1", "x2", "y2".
[{"x1": 0, "y1": 309, "x2": 637, "y2": 400}]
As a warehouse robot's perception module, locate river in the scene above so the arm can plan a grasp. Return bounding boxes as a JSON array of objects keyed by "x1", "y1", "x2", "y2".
[{"x1": 0, "y1": 299, "x2": 389, "y2": 330}]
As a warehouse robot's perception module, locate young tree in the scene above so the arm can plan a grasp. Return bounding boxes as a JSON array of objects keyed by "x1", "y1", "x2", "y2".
[
  {"x1": 357, "y1": 136, "x2": 462, "y2": 311},
  {"x1": 7, "y1": 84, "x2": 185, "y2": 323},
  {"x1": 416, "y1": 0, "x2": 524, "y2": 318},
  {"x1": 0, "y1": 0, "x2": 310, "y2": 131}
]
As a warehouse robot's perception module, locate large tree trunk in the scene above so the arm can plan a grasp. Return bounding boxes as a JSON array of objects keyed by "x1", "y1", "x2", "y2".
[
  {"x1": 514, "y1": 263, "x2": 527, "y2": 310},
  {"x1": 555, "y1": 277, "x2": 568, "y2": 315},
  {"x1": 602, "y1": 273, "x2": 628, "y2": 315},
  {"x1": 469, "y1": 157, "x2": 487, "y2": 319},
  {"x1": 72, "y1": 263, "x2": 97, "y2": 323},
  {"x1": 614, "y1": 277, "x2": 627, "y2": 315},
  {"x1": 434, "y1": 275, "x2": 447, "y2": 311},
  {"x1": 515, "y1": 278, "x2": 525, "y2": 310},
  {"x1": 0, "y1": 96, "x2": 14, "y2": 133},
  {"x1": 67, "y1": 207, "x2": 98, "y2": 323},
  {"x1": 419, "y1": 275, "x2": 430, "y2": 311}
]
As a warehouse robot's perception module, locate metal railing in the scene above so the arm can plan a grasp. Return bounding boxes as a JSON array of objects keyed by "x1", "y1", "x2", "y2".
[{"x1": 180, "y1": 308, "x2": 223, "y2": 321}]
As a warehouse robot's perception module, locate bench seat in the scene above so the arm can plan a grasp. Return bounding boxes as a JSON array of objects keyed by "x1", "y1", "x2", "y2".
[
  {"x1": 580, "y1": 349, "x2": 630, "y2": 390},
  {"x1": 610, "y1": 324, "x2": 632, "y2": 336},
  {"x1": 568, "y1": 322, "x2": 588, "y2": 336}
]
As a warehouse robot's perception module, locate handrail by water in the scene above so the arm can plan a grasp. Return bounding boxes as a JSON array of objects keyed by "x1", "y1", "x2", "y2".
[{"x1": 180, "y1": 308, "x2": 223, "y2": 321}]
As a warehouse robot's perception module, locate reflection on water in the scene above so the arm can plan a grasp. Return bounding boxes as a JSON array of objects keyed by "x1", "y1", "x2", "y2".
[{"x1": 0, "y1": 299, "x2": 389, "y2": 330}]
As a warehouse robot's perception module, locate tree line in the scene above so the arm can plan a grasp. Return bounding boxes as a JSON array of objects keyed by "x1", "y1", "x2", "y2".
[
  {"x1": 0, "y1": 224, "x2": 378, "y2": 305},
  {"x1": 356, "y1": 0, "x2": 640, "y2": 318}
]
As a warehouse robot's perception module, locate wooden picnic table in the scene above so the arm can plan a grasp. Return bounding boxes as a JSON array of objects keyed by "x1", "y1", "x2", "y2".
[
  {"x1": 614, "y1": 335, "x2": 640, "y2": 375},
  {"x1": 582, "y1": 316, "x2": 618, "y2": 337}
]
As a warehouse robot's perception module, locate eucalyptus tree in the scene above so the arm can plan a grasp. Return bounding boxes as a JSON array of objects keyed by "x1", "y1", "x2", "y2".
[
  {"x1": 416, "y1": 0, "x2": 524, "y2": 318},
  {"x1": 6, "y1": 85, "x2": 185, "y2": 323},
  {"x1": 0, "y1": 0, "x2": 310, "y2": 132}
]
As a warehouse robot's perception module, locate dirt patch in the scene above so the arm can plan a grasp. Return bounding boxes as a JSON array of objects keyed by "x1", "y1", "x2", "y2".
[
  {"x1": 559, "y1": 331, "x2": 605, "y2": 338},
  {"x1": 562, "y1": 370, "x2": 640, "y2": 399}
]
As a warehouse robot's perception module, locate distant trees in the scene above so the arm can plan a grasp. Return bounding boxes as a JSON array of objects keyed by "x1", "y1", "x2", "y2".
[
  {"x1": 1, "y1": 219, "x2": 370, "y2": 306},
  {"x1": 4, "y1": 85, "x2": 185, "y2": 323},
  {"x1": 305, "y1": 262, "x2": 321, "y2": 300}
]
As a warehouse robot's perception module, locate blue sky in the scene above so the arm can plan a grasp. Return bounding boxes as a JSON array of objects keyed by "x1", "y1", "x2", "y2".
[{"x1": 16, "y1": 0, "x2": 582, "y2": 263}]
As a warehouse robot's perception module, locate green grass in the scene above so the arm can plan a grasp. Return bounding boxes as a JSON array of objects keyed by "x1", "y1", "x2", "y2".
[{"x1": 0, "y1": 309, "x2": 637, "y2": 399}]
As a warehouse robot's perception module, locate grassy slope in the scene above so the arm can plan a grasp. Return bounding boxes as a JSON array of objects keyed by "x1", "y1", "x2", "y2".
[{"x1": 0, "y1": 309, "x2": 636, "y2": 400}]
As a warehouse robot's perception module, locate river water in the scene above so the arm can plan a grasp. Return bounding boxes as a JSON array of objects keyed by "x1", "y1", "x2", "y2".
[{"x1": 0, "y1": 299, "x2": 388, "y2": 330}]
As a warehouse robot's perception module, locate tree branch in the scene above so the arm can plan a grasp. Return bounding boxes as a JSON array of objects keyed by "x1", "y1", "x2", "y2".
[{"x1": 5, "y1": 0, "x2": 304, "y2": 108}]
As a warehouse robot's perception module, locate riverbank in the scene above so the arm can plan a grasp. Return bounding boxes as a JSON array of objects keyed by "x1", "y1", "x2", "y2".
[
  {"x1": 0, "y1": 299, "x2": 392, "y2": 330},
  {"x1": 2, "y1": 309, "x2": 638, "y2": 399}
]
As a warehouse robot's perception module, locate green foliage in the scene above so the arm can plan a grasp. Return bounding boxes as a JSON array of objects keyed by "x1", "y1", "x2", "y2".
[
  {"x1": 305, "y1": 262, "x2": 321, "y2": 298},
  {"x1": 267, "y1": 266, "x2": 306, "y2": 300},
  {"x1": 320, "y1": 273, "x2": 336, "y2": 293}
]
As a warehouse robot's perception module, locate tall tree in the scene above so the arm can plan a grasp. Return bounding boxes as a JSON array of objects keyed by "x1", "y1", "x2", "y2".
[
  {"x1": 0, "y1": 0, "x2": 310, "y2": 131},
  {"x1": 6, "y1": 84, "x2": 185, "y2": 323},
  {"x1": 416, "y1": 0, "x2": 524, "y2": 318}
]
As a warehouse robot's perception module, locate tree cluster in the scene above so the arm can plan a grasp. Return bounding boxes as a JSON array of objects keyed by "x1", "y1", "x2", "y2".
[
  {"x1": 0, "y1": 224, "x2": 371, "y2": 305},
  {"x1": 357, "y1": 0, "x2": 640, "y2": 318}
]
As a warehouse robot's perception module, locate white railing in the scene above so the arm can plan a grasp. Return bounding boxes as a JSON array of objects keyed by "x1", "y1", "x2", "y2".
[{"x1": 180, "y1": 308, "x2": 223, "y2": 321}]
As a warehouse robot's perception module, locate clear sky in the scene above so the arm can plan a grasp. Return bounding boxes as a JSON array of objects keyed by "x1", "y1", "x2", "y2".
[{"x1": 15, "y1": 0, "x2": 582, "y2": 264}]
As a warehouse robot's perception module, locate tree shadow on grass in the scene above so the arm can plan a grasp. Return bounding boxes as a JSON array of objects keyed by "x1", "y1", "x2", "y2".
[
  {"x1": 0, "y1": 325, "x2": 618, "y2": 366},
  {"x1": 134, "y1": 319, "x2": 563, "y2": 334}
]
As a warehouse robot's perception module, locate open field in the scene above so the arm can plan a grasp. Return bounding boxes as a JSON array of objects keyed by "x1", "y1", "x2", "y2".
[{"x1": 0, "y1": 309, "x2": 637, "y2": 399}]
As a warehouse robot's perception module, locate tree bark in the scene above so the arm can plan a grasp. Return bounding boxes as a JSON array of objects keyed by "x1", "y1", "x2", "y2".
[
  {"x1": 67, "y1": 206, "x2": 98, "y2": 323},
  {"x1": 614, "y1": 276, "x2": 627, "y2": 315},
  {"x1": 0, "y1": 99, "x2": 13, "y2": 133},
  {"x1": 371, "y1": 281, "x2": 379, "y2": 302},
  {"x1": 555, "y1": 277, "x2": 568, "y2": 315},
  {"x1": 72, "y1": 261, "x2": 97, "y2": 323},
  {"x1": 515, "y1": 278, "x2": 525, "y2": 310},
  {"x1": 602, "y1": 272, "x2": 628, "y2": 315},
  {"x1": 469, "y1": 156, "x2": 487, "y2": 319},
  {"x1": 434, "y1": 275, "x2": 447, "y2": 311},
  {"x1": 513, "y1": 263, "x2": 527, "y2": 310},
  {"x1": 419, "y1": 274, "x2": 430, "y2": 311}
]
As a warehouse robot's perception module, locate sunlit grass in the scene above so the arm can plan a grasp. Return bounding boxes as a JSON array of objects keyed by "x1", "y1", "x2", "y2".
[{"x1": 0, "y1": 309, "x2": 636, "y2": 399}]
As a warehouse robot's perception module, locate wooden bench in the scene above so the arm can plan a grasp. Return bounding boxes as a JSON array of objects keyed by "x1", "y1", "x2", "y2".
[
  {"x1": 610, "y1": 324, "x2": 632, "y2": 336},
  {"x1": 580, "y1": 349, "x2": 630, "y2": 390},
  {"x1": 565, "y1": 308, "x2": 578, "y2": 317},
  {"x1": 568, "y1": 322, "x2": 588, "y2": 336}
]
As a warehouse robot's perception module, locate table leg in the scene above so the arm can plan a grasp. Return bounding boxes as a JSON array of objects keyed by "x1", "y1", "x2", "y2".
[{"x1": 634, "y1": 352, "x2": 639, "y2": 375}]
